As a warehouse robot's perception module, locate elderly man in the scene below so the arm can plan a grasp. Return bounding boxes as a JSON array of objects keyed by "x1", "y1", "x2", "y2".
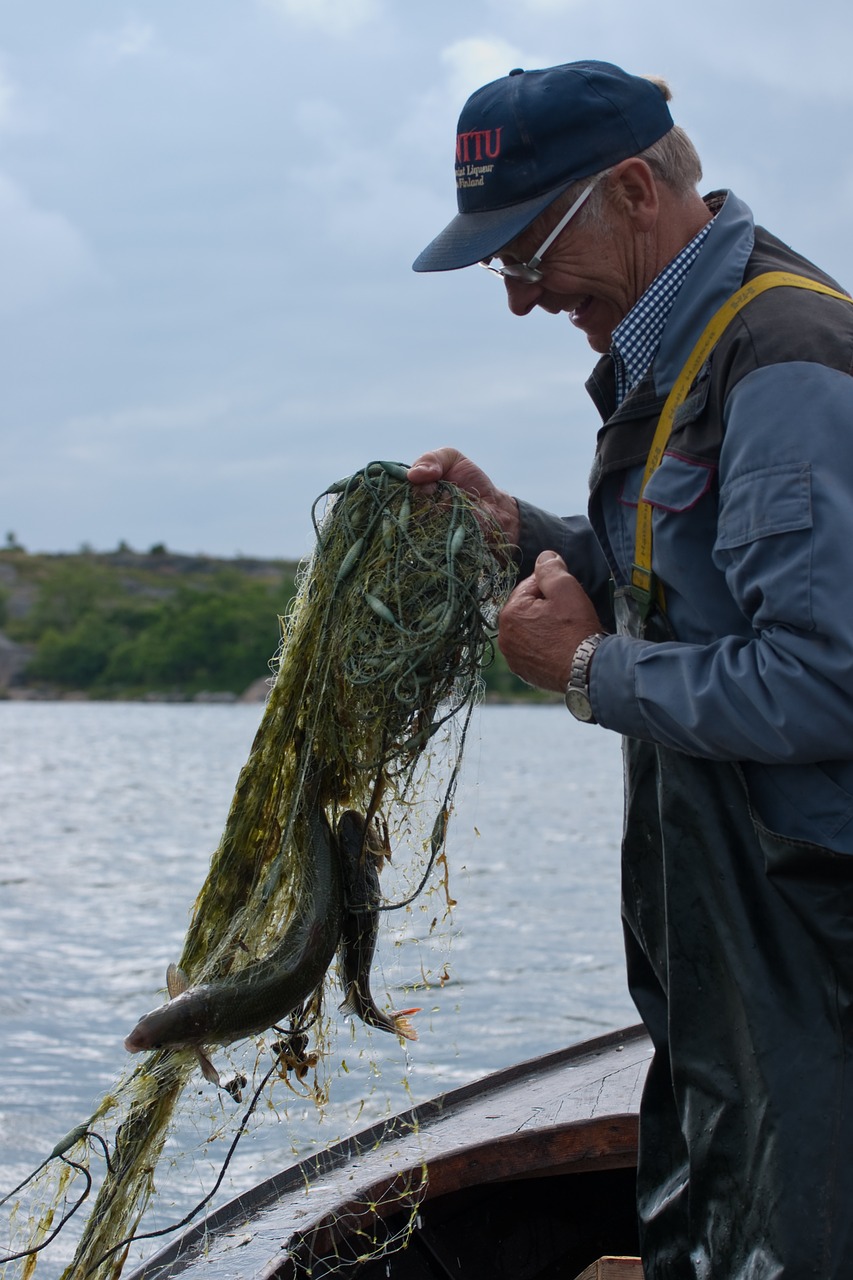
[{"x1": 409, "y1": 61, "x2": 853, "y2": 1277}]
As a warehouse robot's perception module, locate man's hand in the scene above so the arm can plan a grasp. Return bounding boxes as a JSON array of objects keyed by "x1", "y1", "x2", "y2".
[
  {"x1": 498, "y1": 551, "x2": 605, "y2": 693},
  {"x1": 407, "y1": 447, "x2": 521, "y2": 546}
]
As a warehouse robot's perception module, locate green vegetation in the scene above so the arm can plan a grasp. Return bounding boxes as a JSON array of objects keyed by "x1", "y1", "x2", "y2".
[
  {"x1": 0, "y1": 546, "x2": 539, "y2": 700},
  {"x1": 1, "y1": 548, "x2": 296, "y2": 698}
]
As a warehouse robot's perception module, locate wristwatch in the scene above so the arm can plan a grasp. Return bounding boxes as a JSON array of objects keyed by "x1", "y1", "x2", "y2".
[{"x1": 564, "y1": 633, "x2": 607, "y2": 723}]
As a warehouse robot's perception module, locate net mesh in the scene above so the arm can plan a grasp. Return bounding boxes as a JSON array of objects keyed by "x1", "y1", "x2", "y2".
[{"x1": 0, "y1": 461, "x2": 515, "y2": 1278}]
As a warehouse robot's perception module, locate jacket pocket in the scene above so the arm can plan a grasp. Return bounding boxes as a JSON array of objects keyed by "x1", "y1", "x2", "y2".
[
  {"x1": 639, "y1": 451, "x2": 716, "y2": 512},
  {"x1": 716, "y1": 461, "x2": 812, "y2": 547},
  {"x1": 626, "y1": 455, "x2": 720, "y2": 606},
  {"x1": 713, "y1": 462, "x2": 814, "y2": 630}
]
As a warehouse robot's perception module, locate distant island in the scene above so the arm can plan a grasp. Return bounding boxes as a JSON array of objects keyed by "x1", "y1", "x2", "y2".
[{"x1": 0, "y1": 542, "x2": 536, "y2": 702}]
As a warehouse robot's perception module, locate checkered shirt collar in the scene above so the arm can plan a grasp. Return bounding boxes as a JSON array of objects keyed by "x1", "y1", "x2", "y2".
[{"x1": 611, "y1": 220, "x2": 713, "y2": 404}]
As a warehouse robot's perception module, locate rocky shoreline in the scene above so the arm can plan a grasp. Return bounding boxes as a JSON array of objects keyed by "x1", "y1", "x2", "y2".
[{"x1": 0, "y1": 678, "x2": 272, "y2": 704}]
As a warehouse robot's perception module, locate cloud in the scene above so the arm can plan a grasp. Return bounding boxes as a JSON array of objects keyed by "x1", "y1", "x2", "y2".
[
  {"x1": 260, "y1": 0, "x2": 382, "y2": 35},
  {"x1": 710, "y1": 22, "x2": 853, "y2": 102},
  {"x1": 88, "y1": 20, "x2": 156, "y2": 63},
  {"x1": 0, "y1": 65, "x2": 14, "y2": 130},
  {"x1": 0, "y1": 174, "x2": 98, "y2": 313},
  {"x1": 489, "y1": 0, "x2": 586, "y2": 13},
  {"x1": 3, "y1": 0, "x2": 853, "y2": 563},
  {"x1": 390, "y1": 38, "x2": 532, "y2": 198},
  {"x1": 439, "y1": 37, "x2": 528, "y2": 101},
  {"x1": 287, "y1": 97, "x2": 427, "y2": 256},
  {"x1": 59, "y1": 395, "x2": 235, "y2": 466}
]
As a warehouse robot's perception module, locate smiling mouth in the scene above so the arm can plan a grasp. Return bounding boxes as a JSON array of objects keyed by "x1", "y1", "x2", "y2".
[{"x1": 568, "y1": 296, "x2": 594, "y2": 323}]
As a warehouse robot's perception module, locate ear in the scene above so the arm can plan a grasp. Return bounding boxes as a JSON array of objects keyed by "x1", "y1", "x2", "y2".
[{"x1": 606, "y1": 158, "x2": 659, "y2": 232}]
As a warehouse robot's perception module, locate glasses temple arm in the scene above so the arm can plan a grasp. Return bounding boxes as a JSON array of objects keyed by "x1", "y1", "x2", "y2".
[{"x1": 527, "y1": 178, "x2": 599, "y2": 270}]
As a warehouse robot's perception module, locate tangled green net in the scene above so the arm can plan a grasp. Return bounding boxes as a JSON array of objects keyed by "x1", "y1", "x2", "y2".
[
  {"x1": 1, "y1": 461, "x2": 516, "y2": 1279},
  {"x1": 187, "y1": 459, "x2": 515, "y2": 957}
]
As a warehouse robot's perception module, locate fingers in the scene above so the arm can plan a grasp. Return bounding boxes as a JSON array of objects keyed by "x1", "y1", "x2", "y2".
[
  {"x1": 529, "y1": 553, "x2": 601, "y2": 632},
  {"x1": 501, "y1": 554, "x2": 569, "y2": 614},
  {"x1": 407, "y1": 447, "x2": 465, "y2": 487},
  {"x1": 497, "y1": 553, "x2": 603, "y2": 693},
  {"x1": 406, "y1": 448, "x2": 520, "y2": 547},
  {"x1": 532, "y1": 550, "x2": 570, "y2": 595}
]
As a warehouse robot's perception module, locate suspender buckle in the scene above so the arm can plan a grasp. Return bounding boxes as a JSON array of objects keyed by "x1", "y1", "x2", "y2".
[{"x1": 630, "y1": 565, "x2": 660, "y2": 620}]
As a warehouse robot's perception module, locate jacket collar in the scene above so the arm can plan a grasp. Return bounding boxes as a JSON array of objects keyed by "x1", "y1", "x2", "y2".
[
  {"x1": 585, "y1": 191, "x2": 756, "y2": 483},
  {"x1": 652, "y1": 190, "x2": 754, "y2": 395},
  {"x1": 585, "y1": 190, "x2": 756, "y2": 423}
]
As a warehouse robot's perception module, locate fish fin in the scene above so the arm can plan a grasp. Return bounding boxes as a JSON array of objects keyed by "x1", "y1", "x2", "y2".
[
  {"x1": 338, "y1": 987, "x2": 359, "y2": 1019},
  {"x1": 166, "y1": 963, "x2": 189, "y2": 998},
  {"x1": 340, "y1": 987, "x2": 420, "y2": 1041},
  {"x1": 391, "y1": 1008, "x2": 421, "y2": 1042},
  {"x1": 369, "y1": 845, "x2": 389, "y2": 872},
  {"x1": 197, "y1": 1049, "x2": 221, "y2": 1087}
]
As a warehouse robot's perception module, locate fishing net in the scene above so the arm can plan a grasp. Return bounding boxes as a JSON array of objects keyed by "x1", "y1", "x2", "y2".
[{"x1": 0, "y1": 461, "x2": 515, "y2": 1279}]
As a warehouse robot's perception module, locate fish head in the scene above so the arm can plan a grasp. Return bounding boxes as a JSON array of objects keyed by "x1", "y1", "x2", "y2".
[
  {"x1": 125, "y1": 962, "x2": 197, "y2": 1054},
  {"x1": 123, "y1": 986, "x2": 204, "y2": 1054},
  {"x1": 124, "y1": 1005, "x2": 170, "y2": 1053}
]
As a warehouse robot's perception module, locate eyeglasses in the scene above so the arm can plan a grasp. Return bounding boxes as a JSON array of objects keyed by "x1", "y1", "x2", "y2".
[{"x1": 479, "y1": 178, "x2": 600, "y2": 284}]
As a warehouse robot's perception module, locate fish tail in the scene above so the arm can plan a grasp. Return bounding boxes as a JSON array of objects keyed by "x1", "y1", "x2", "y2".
[
  {"x1": 339, "y1": 986, "x2": 360, "y2": 1020},
  {"x1": 340, "y1": 987, "x2": 420, "y2": 1041},
  {"x1": 390, "y1": 1008, "x2": 421, "y2": 1042}
]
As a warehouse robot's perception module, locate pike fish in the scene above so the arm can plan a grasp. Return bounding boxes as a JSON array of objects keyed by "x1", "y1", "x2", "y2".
[
  {"x1": 337, "y1": 809, "x2": 419, "y2": 1041},
  {"x1": 124, "y1": 804, "x2": 345, "y2": 1083}
]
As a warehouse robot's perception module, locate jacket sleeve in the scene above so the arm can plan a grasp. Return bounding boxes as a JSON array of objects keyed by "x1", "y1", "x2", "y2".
[
  {"x1": 591, "y1": 360, "x2": 853, "y2": 762},
  {"x1": 515, "y1": 498, "x2": 615, "y2": 628}
]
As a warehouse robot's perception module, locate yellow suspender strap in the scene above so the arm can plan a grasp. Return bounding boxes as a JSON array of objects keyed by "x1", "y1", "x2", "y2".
[{"x1": 630, "y1": 270, "x2": 852, "y2": 617}]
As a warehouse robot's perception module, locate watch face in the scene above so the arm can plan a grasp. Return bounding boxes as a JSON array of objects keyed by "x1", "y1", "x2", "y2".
[{"x1": 565, "y1": 686, "x2": 595, "y2": 723}]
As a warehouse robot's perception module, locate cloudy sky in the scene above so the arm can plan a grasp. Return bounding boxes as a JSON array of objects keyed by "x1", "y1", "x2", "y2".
[{"x1": 3, "y1": 0, "x2": 853, "y2": 561}]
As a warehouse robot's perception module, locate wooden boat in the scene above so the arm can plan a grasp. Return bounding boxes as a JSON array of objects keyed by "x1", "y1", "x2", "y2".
[{"x1": 128, "y1": 1024, "x2": 651, "y2": 1280}]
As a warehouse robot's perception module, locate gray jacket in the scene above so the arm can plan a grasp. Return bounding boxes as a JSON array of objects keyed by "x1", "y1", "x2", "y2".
[{"x1": 517, "y1": 190, "x2": 853, "y2": 853}]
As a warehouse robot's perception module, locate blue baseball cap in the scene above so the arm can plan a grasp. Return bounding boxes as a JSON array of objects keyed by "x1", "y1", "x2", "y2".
[{"x1": 412, "y1": 60, "x2": 674, "y2": 273}]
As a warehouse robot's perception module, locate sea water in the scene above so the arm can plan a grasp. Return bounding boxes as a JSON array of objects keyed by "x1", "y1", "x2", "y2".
[{"x1": 0, "y1": 701, "x2": 635, "y2": 1275}]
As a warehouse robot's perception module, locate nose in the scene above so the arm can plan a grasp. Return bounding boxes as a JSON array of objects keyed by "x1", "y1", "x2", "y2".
[{"x1": 503, "y1": 277, "x2": 542, "y2": 316}]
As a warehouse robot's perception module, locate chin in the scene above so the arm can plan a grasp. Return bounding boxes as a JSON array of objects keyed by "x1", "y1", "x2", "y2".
[{"x1": 586, "y1": 333, "x2": 613, "y2": 354}]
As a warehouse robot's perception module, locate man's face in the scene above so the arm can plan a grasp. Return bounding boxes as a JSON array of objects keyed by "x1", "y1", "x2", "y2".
[{"x1": 492, "y1": 196, "x2": 643, "y2": 354}]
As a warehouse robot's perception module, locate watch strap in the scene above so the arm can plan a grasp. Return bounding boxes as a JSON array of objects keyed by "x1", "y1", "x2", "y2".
[{"x1": 564, "y1": 633, "x2": 607, "y2": 722}]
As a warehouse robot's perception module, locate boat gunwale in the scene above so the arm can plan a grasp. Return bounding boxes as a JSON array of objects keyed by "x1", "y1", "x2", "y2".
[
  {"x1": 275, "y1": 1111, "x2": 640, "y2": 1280},
  {"x1": 130, "y1": 1023, "x2": 648, "y2": 1279}
]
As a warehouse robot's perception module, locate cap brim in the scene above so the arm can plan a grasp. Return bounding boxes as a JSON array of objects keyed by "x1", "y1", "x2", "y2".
[{"x1": 411, "y1": 181, "x2": 573, "y2": 273}]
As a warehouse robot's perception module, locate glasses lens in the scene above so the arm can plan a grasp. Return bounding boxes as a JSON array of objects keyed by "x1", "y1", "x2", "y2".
[
  {"x1": 500, "y1": 263, "x2": 542, "y2": 284},
  {"x1": 479, "y1": 261, "x2": 542, "y2": 284},
  {"x1": 479, "y1": 177, "x2": 599, "y2": 286}
]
